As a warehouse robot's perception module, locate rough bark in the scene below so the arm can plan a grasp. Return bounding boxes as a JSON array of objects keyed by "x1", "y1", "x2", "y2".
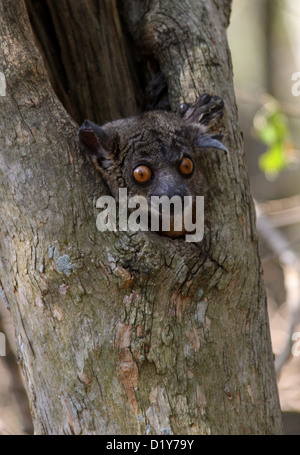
[
  {"x1": 0, "y1": 0, "x2": 283, "y2": 435},
  {"x1": 25, "y1": 0, "x2": 142, "y2": 124}
]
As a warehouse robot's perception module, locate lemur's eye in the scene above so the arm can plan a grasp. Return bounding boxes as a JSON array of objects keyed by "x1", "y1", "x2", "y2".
[
  {"x1": 133, "y1": 165, "x2": 152, "y2": 183},
  {"x1": 179, "y1": 157, "x2": 194, "y2": 176}
]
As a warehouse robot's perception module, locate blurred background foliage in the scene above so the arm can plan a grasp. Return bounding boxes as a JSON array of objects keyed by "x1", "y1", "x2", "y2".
[
  {"x1": 228, "y1": 0, "x2": 300, "y2": 434},
  {"x1": 228, "y1": 0, "x2": 300, "y2": 194}
]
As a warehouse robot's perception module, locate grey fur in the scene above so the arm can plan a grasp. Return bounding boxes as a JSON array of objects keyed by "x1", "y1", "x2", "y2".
[{"x1": 79, "y1": 96, "x2": 226, "y2": 237}]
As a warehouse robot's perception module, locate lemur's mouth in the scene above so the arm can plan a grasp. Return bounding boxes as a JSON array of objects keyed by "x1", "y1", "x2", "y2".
[{"x1": 145, "y1": 197, "x2": 197, "y2": 239}]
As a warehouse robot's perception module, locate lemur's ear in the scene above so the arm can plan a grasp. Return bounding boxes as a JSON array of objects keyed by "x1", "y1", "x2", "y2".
[
  {"x1": 79, "y1": 120, "x2": 117, "y2": 169},
  {"x1": 185, "y1": 124, "x2": 228, "y2": 154}
]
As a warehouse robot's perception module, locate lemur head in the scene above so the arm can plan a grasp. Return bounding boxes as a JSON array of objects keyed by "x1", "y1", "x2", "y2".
[{"x1": 79, "y1": 110, "x2": 227, "y2": 203}]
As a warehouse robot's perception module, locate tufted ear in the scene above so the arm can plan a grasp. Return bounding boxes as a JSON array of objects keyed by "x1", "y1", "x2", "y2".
[
  {"x1": 79, "y1": 120, "x2": 117, "y2": 169},
  {"x1": 185, "y1": 124, "x2": 228, "y2": 154}
]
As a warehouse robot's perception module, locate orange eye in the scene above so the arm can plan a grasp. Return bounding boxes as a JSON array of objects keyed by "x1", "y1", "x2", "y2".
[
  {"x1": 179, "y1": 157, "x2": 194, "y2": 175},
  {"x1": 133, "y1": 165, "x2": 152, "y2": 183}
]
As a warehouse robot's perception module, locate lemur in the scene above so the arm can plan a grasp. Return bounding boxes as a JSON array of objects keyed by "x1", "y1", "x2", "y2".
[{"x1": 79, "y1": 93, "x2": 227, "y2": 239}]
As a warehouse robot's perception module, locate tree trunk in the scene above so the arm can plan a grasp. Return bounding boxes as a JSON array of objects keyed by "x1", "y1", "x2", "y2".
[{"x1": 0, "y1": 0, "x2": 283, "y2": 435}]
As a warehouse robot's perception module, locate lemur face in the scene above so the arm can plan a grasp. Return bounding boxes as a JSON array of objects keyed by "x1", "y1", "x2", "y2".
[
  {"x1": 79, "y1": 97, "x2": 227, "y2": 238},
  {"x1": 79, "y1": 111, "x2": 226, "y2": 197},
  {"x1": 121, "y1": 129, "x2": 202, "y2": 207}
]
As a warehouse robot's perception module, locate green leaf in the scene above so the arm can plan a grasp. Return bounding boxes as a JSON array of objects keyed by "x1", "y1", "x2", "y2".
[
  {"x1": 258, "y1": 112, "x2": 288, "y2": 145},
  {"x1": 254, "y1": 99, "x2": 291, "y2": 176},
  {"x1": 259, "y1": 142, "x2": 287, "y2": 175}
]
